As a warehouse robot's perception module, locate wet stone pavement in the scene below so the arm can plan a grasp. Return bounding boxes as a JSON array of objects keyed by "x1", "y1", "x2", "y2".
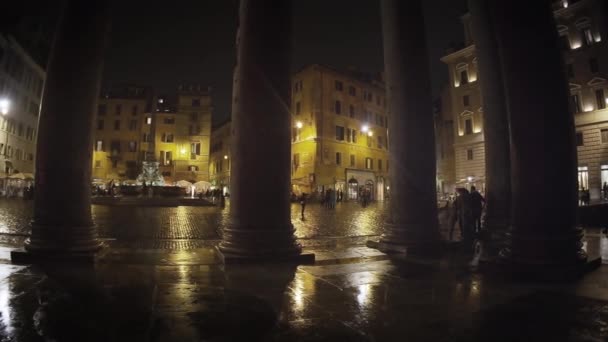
[{"x1": 0, "y1": 199, "x2": 607, "y2": 340}]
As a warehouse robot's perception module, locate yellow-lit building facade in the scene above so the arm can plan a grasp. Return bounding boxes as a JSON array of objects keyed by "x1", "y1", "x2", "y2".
[
  {"x1": 209, "y1": 120, "x2": 231, "y2": 193},
  {"x1": 92, "y1": 84, "x2": 212, "y2": 184},
  {"x1": 0, "y1": 34, "x2": 45, "y2": 180},
  {"x1": 441, "y1": 0, "x2": 608, "y2": 197},
  {"x1": 291, "y1": 65, "x2": 389, "y2": 200}
]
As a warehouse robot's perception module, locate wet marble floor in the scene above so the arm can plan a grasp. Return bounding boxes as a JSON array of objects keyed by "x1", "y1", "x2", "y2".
[{"x1": 0, "y1": 250, "x2": 606, "y2": 341}]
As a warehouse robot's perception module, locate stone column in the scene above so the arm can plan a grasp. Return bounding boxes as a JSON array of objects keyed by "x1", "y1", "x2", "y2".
[
  {"x1": 489, "y1": 0, "x2": 587, "y2": 272},
  {"x1": 18, "y1": 0, "x2": 111, "y2": 258},
  {"x1": 218, "y1": 0, "x2": 309, "y2": 263},
  {"x1": 378, "y1": 0, "x2": 441, "y2": 255},
  {"x1": 468, "y1": 0, "x2": 511, "y2": 255}
]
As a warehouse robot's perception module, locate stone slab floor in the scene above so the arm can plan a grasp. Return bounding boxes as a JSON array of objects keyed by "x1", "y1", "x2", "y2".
[{"x1": 0, "y1": 246, "x2": 603, "y2": 341}]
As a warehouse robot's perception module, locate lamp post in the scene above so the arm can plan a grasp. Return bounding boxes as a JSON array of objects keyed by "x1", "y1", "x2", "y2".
[{"x1": 0, "y1": 99, "x2": 10, "y2": 197}]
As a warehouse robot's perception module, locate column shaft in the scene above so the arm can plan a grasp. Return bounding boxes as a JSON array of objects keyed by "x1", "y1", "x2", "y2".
[
  {"x1": 468, "y1": 0, "x2": 511, "y2": 241},
  {"x1": 379, "y1": 0, "x2": 440, "y2": 254},
  {"x1": 26, "y1": 0, "x2": 110, "y2": 254},
  {"x1": 489, "y1": 0, "x2": 586, "y2": 267},
  {"x1": 219, "y1": 0, "x2": 301, "y2": 260}
]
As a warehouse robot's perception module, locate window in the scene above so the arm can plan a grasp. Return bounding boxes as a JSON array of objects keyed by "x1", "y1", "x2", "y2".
[
  {"x1": 163, "y1": 117, "x2": 175, "y2": 124},
  {"x1": 570, "y1": 94, "x2": 582, "y2": 113},
  {"x1": 95, "y1": 160, "x2": 101, "y2": 168},
  {"x1": 578, "y1": 166, "x2": 589, "y2": 190},
  {"x1": 129, "y1": 120, "x2": 137, "y2": 131},
  {"x1": 349, "y1": 105, "x2": 355, "y2": 118},
  {"x1": 114, "y1": 120, "x2": 121, "y2": 130},
  {"x1": 346, "y1": 128, "x2": 352, "y2": 142},
  {"x1": 110, "y1": 140, "x2": 121, "y2": 154},
  {"x1": 17, "y1": 123, "x2": 23, "y2": 137},
  {"x1": 98, "y1": 104, "x2": 107, "y2": 116},
  {"x1": 460, "y1": 70, "x2": 469, "y2": 85},
  {"x1": 190, "y1": 113, "x2": 198, "y2": 122},
  {"x1": 352, "y1": 130, "x2": 357, "y2": 143},
  {"x1": 336, "y1": 152, "x2": 342, "y2": 165},
  {"x1": 377, "y1": 136, "x2": 384, "y2": 149},
  {"x1": 335, "y1": 100, "x2": 342, "y2": 114},
  {"x1": 295, "y1": 102, "x2": 301, "y2": 115},
  {"x1": 590, "y1": 58, "x2": 600, "y2": 73},
  {"x1": 601, "y1": 129, "x2": 608, "y2": 143},
  {"x1": 583, "y1": 28, "x2": 594, "y2": 46},
  {"x1": 348, "y1": 86, "x2": 356, "y2": 96},
  {"x1": 350, "y1": 155, "x2": 355, "y2": 167},
  {"x1": 292, "y1": 127, "x2": 301, "y2": 142},
  {"x1": 465, "y1": 119, "x2": 473, "y2": 135},
  {"x1": 162, "y1": 133, "x2": 174, "y2": 143},
  {"x1": 97, "y1": 120, "x2": 104, "y2": 130},
  {"x1": 463, "y1": 95, "x2": 470, "y2": 106},
  {"x1": 596, "y1": 89, "x2": 606, "y2": 110},
  {"x1": 365, "y1": 158, "x2": 373, "y2": 170},
  {"x1": 160, "y1": 151, "x2": 172, "y2": 165},
  {"x1": 131, "y1": 105, "x2": 138, "y2": 116},
  {"x1": 191, "y1": 142, "x2": 201, "y2": 159},
  {"x1": 367, "y1": 135, "x2": 372, "y2": 148},
  {"x1": 559, "y1": 34, "x2": 571, "y2": 50},
  {"x1": 294, "y1": 80, "x2": 303, "y2": 93},
  {"x1": 128, "y1": 141, "x2": 137, "y2": 152},
  {"x1": 146, "y1": 117, "x2": 152, "y2": 125},
  {"x1": 335, "y1": 81, "x2": 343, "y2": 91},
  {"x1": 378, "y1": 159, "x2": 383, "y2": 171},
  {"x1": 567, "y1": 64, "x2": 574, "y2": 78},
  {"x1": 467, "y1": 149, "x2": 474, "y2": 160},
  {"x1": 95, "y1": 140, "x2": 104, "y2": 151},
  {"x1": 335, "y1": 126, "x2": 345, "y2": 141},
  {"x1": 142, "y1": 133, "x2": 151, "y2": 142},
  {"x1": 192, "y1": 99, "x2": 201, "y2": 107},
  {"x1": 293, "y1": 153, "x2": 300, "y2": 170},
  {"x1": 115, "y1": 104, "x2": 122, "y2": 115},
  {"x1": 576, "y1": 132, "x2": 584, "y2": 146}
]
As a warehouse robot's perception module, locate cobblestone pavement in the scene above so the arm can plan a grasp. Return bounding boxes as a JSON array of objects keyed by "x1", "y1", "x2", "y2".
[{"x1": 0, "y1": 199, "x2": 399, "y2": 246}]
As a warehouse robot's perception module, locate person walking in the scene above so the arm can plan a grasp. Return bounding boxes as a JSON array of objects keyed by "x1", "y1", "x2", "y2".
[
  {"x1": 603, "y1": 182, "x2": 608, "y2": 200},
  {"x1": 299, "y1": 192, "x2": 308, "y2": 220},
  {"x1": 330, "y1": 189, "x2": 337, "y2": 209},
  {"x1": 469, "y1": 186, "x2": 485, "y2": 234}
]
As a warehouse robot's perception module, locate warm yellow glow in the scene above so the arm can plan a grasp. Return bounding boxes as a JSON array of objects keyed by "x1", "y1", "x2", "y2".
[
  {"x1": 469, "y1": 75, "x2": 478, "y2": 83},
  {"x1": 571, "y1": 40, "x2": 582, "y2": 49},
  {"x1": 467, "y1": 176, "x2": 474, "y2": 182},
  {"x1": 361, "y1": 125, "x2": 369, "y2": 133},
  {"x1": 584, "y1": 105, "x2": 594, "y2": 112},
  {"x1": 0, "y1": 99, "x2": 9, "y2": 115},
  {"x1": 295, "y1": 121, "x2": 303, "y2": 129},
  {"x1": 473, "y1": 127, "x2": 482, "y2": 133},
  {"x1": 367, "y1": 131, "x2": 373, "y2": 137},
  {"x1": 563, "y1": 0, "x2": 568, "y2": 8},
  {"x1": 180, "y1": 148, "x2": 186, "y2": 155},
  {"x1": 595, "y1": 34, "x2": 602, "y2": 43},
  {"x1": 224, "y1": 155, "x2": 228, "y2": 160},
  {"x1": 454, "y1": 80, "x2": 461, "y2": 88}
]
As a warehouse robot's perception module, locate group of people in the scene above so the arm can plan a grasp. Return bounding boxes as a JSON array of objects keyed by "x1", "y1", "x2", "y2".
[
  {"x1": 321, "y1": 189, "x2": 343, "y2": 209},
  {"x1": 449, "y1": 186, "x2": 485, "y2": 248}
]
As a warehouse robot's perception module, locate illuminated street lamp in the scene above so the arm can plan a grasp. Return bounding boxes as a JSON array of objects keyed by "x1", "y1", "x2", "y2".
[
  {"x1": 0, "y1": 99, "x2": 9, "y2": 115},
  {"x1": 224, "y1": 155, "x2": 228, "y2": 160},
  {"x1": 367, "y1": 131, "x2": 373, "y2": 137},
  {"x1": 295, "y1": 121, "x2": 303, "y2": 129},
  {"x1": 361, "y1": 124, "x2": 369, "y2": 133}
]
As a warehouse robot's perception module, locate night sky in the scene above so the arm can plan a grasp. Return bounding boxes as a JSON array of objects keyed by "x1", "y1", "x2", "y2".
[{"x1": 103, "y1": 0, "x2": 468, "y2": 125}]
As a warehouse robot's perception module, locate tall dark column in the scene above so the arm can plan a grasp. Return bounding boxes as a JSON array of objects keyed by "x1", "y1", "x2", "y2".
[
  {"x1": 21, "y1": 1, "x2": 111, "y2": 257},
  {"x1": 218, "y1": 0, "x2": 307, "y2": 262},
  {"x1": 378, "y1": 0, "x2": 440, "y2": 255},
  {"x1": 489, "y1": 1, "x2": 587, "y2": 271},
  {"x1": 468, "y1": 0, "x2": 511, "y2": 255}
]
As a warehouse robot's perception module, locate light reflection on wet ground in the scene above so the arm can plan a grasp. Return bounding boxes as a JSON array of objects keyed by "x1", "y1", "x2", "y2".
[{"x1": 0, "y1": 199, "x2": 389, "y2": 241}]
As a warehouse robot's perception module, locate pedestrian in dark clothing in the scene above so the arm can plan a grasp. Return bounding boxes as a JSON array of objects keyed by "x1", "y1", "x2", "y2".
[
  {"x1": 469, "y1": 186, "x2": 485, "y2": 234},
  {"x1": 603, "y1": 182, "x2": 608, "y2": 200},
  {"x1": 299, "y1": 193, "x2": 308, "y2": 220}
]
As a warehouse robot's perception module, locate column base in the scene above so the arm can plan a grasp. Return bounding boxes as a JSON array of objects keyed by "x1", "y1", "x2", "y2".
[
  {"x1": 217, "y1": 224, "x2": 314, "y2": 264},
  {"x1": 478, "y1": 220, "x2": 510, "y2": 264},
  {"x1": 376, "y1": 223, "x2": 441, "y2": 256}
]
